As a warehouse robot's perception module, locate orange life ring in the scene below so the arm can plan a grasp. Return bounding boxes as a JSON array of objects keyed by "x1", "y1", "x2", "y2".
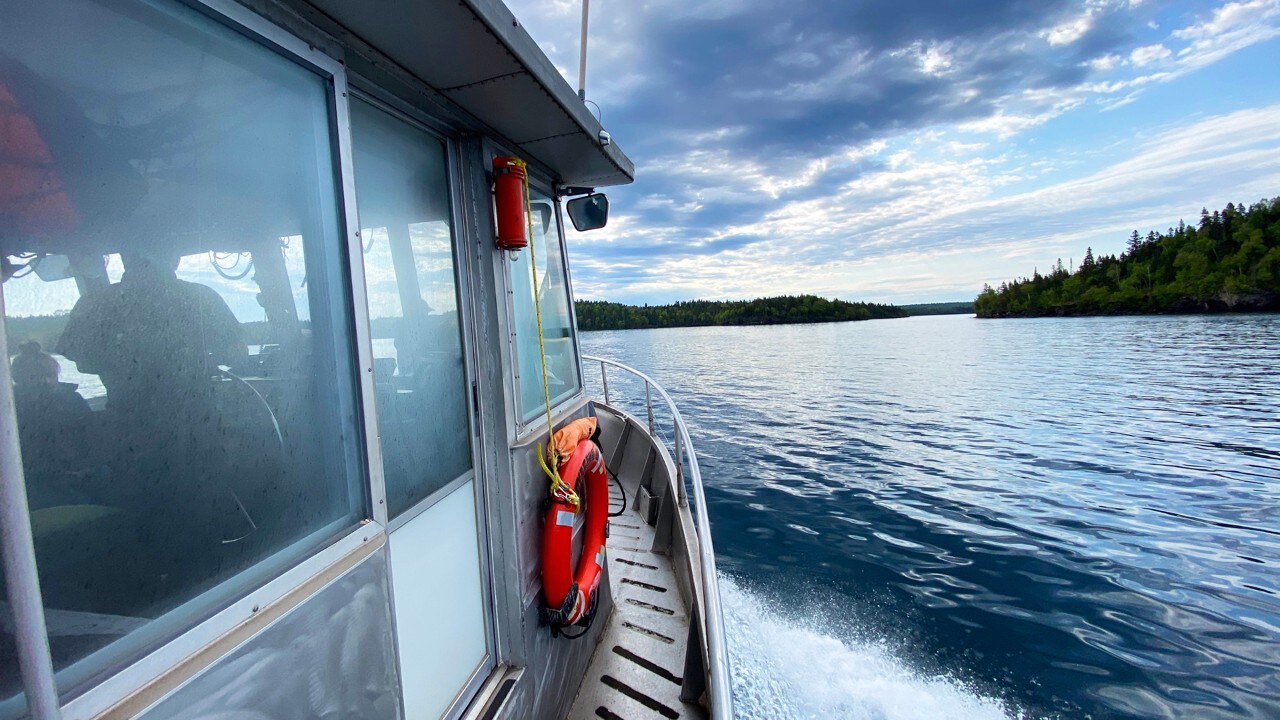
[{"x1": 541, "y1": 437, "x2": 609, "y2": 630}]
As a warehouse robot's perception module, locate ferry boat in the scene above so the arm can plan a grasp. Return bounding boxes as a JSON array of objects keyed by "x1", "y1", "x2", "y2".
[{"x1": 0, "y1": 0, "x2": 730, "y2": 718}]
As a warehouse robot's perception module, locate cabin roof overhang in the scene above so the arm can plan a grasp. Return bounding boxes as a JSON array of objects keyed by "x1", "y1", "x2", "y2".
[{"x1": 295, "y1": 0, "x2": 634, "y2": 188}]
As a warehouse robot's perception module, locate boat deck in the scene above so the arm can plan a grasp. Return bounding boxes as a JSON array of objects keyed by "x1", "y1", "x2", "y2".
[{"x1": 567, "y1": 494, "x2": 705, "y2": 720}]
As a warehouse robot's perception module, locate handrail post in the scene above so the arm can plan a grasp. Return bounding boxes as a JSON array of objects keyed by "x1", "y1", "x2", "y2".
[
  {"x1": 599, "y1": 360, "x2": 609, "y2": 405},
  {"x1": 644, "y1": 382, "x2": 654, "y2": 435},
  {"x1": 674, "y1": 421, "x2": 687, "y2": 508}
]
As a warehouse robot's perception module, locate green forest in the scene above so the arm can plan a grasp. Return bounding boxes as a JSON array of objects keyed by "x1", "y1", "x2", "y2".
[
  {"x1": 898, "y1": 302, "x2": 974, "y2": 316},
  {"x1": 975, "y1": 198, "x2": 1280, "y2": 318},
  {"x1": 575, "y1": 295, "x2": 906, "y2": 331}
]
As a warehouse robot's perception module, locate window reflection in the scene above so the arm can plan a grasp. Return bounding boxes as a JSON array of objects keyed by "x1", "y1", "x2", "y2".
[
  {"x1": 350, "y1": 99, "x2": 472, "y2": 518},
  {"x1": 511, "y1": 186, "x2": 580, "y2": 422},
  {"x1": 1, "y1": 0, "x2": 362, "y2": 702}
]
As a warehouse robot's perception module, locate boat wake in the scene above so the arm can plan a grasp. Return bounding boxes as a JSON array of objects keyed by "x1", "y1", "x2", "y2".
[{"x1": 720, "y1": 575, "x2": 1017, "y2": 720}]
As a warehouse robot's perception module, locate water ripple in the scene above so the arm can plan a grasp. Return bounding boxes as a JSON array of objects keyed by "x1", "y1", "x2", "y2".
[{"x1": 585, "y1": 314, "x2": 1280, "y2": 719}]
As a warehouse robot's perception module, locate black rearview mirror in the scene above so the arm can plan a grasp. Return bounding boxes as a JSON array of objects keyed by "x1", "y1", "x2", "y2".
[{"x1": 566, "y1": 193, "x2": 609, "y2": 232}]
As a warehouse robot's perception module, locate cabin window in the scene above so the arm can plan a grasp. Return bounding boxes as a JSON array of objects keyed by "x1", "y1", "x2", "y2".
[
  {"x1": 349, "y1": 98, "x2": 473, "y2": 518},
  {"x1": 0, "y1": 0, "x2": 364, "y2": 703},
  {"x1": 510, "y1": 185, "x2": 581, "y2": 423}
]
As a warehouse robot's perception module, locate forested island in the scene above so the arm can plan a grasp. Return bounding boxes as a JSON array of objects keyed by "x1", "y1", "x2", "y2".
[
  {"x1": 575, "y1": 295, "x2": 906, "y2": 331},
  {"x1": 975, "y1": 198, "x2": 1280, "y2": 318}
]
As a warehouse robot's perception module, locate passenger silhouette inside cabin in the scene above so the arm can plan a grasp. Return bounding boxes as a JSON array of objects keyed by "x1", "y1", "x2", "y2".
[
  {"x1": 57, "y1": 249, "x2": 248, "y2": 415},
  {"x1": 9, "y1": 340, "x2": 90, "y2": 507},
  {"x1": 51, "y1": 248, "x2": 260, "y2": 605}
]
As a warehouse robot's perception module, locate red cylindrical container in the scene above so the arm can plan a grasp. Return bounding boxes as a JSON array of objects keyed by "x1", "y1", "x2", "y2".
[{"x1": 493, "y1": 156, "x2": 528, "y2": 250}]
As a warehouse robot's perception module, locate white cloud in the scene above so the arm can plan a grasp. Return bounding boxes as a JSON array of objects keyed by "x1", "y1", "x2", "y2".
[
  {"x1": 1129, "y1": 43, "x2": 1172, "y2": 66},
  {"x1": 1042, "y1": 15, "x2": 1093, "y2": 46},
  {"x1": 959, "y1": 113, "x2": 1038, "y2": 138},
  {"x1": 575, "y1": 106, "x2": 1280, "y2": 304},
  {"x1": 1089, "y1": 53, "x2": 1122, "y2": 71},
  {"x1": 1172, "y1": 0, "x2": 1280, "y2": 68},
  {"x1": 890, "y1": 41, "x2": 955, "y2": 76}
]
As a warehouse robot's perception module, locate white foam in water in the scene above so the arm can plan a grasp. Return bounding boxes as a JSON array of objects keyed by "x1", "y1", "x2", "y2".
[{"x1": 720, "y1": 576, "x2": 1017, "y2": 720}]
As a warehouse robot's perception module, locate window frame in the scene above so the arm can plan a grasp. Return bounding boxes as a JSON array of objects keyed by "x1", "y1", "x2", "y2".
[
  {"x1": 344, "y1": 85, "x2": 499, "y2": 720},
  {"x1": 0, "y1": 0, "x2": 390, "y2": 716},
  {"x1": 503, "y1": 172, "x2": 587, "y2": 439},
  {"x1": 346, "y1": 88, "x2": 483, "y2": 530}
]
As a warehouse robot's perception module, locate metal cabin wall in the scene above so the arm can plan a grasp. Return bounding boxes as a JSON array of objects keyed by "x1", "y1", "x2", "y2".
[
  {"x1": 458, "y1": 131, "x2": 613, "y2": 719},
  {"x1": 136, "y1": 548, "x2": 402, "y2": 720},
  {"x1": 511, "y1": 410, "x2": 614, "y2": 720}
]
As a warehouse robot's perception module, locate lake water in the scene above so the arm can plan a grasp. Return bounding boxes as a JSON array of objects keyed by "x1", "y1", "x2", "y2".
[{"x1": 581, "y1": 314, "x2": 1280, "y2": 720}]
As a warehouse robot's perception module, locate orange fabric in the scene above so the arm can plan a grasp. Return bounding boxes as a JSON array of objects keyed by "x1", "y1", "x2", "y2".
[
  {"x1": 0, "y1": 81, "x2": 80, "y2": 235},
  {"x1": 551, "y1": 417, "x2": 597, "y2": 464}
]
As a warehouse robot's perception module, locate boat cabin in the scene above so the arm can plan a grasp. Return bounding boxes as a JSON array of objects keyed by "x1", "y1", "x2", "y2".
[{"x1": 1, "y1": 0, "x2": 730, "y2": 718}]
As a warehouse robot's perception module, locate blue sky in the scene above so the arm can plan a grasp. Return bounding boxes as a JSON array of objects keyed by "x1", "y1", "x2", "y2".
[{"x1": 507, "y1": 0, "x2": 1280, "y2": 305}]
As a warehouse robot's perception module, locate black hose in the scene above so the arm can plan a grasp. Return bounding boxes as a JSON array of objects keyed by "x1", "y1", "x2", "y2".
[{"x1": 606, "y1": 462, "x2": 627, "y2": 517}]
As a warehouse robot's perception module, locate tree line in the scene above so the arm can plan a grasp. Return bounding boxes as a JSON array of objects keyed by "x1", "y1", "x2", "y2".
[
  {"x1": 974, "y1": 198, "x2": 1280, "y2": 318},
  {"x1": 574, "y1": 295, "x2": 907, "y2": 331},
  {"x1": 898, "y1": 302, "x2": 974, "y2": 316}
]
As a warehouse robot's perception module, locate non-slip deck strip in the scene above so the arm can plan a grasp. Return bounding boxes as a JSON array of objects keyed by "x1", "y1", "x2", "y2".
[
  {"x1": 620, "y1": 578, "x2": 667, "y2": 593},
  {"x1": 622, "y1": 621, "x2": 675, "y2": 644},
  {"x1": 612, "y1": 645, "x2": 682, "y2": 685},
  {"x1": 624, "y1": 598, "x2": 675, "y2": 616},
  {"x1": 601, "y1": 675, "x2": 680, "y2": 719}
]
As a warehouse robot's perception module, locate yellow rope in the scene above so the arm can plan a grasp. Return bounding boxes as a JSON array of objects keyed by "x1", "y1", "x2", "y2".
[{"x1": 517, "y1": 157, "x2": 580, "y2": 511}]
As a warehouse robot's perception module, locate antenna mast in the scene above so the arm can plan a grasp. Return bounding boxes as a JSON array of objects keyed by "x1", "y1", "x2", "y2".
[{"x1": 578, "y1": 0, "x2": 589, "y2": 100}]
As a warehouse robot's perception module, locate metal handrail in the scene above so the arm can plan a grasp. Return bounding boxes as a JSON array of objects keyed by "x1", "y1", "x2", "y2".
[{"x1": 582, "y1": 355, "x2": 730, "y2": 720}]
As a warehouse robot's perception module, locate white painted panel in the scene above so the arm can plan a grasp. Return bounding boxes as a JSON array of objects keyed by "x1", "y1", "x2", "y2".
[{"x1": 389, "y1": 480, "x2": 487, "y2": 719}]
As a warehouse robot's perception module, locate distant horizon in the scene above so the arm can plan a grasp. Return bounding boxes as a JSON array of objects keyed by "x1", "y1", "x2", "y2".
[
  {"x1": 3, "y1": 298, "x2": 975, "y2": 320},
  {"x1": 574, "y1": 295, "x2": 974, "y2": 308}
]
